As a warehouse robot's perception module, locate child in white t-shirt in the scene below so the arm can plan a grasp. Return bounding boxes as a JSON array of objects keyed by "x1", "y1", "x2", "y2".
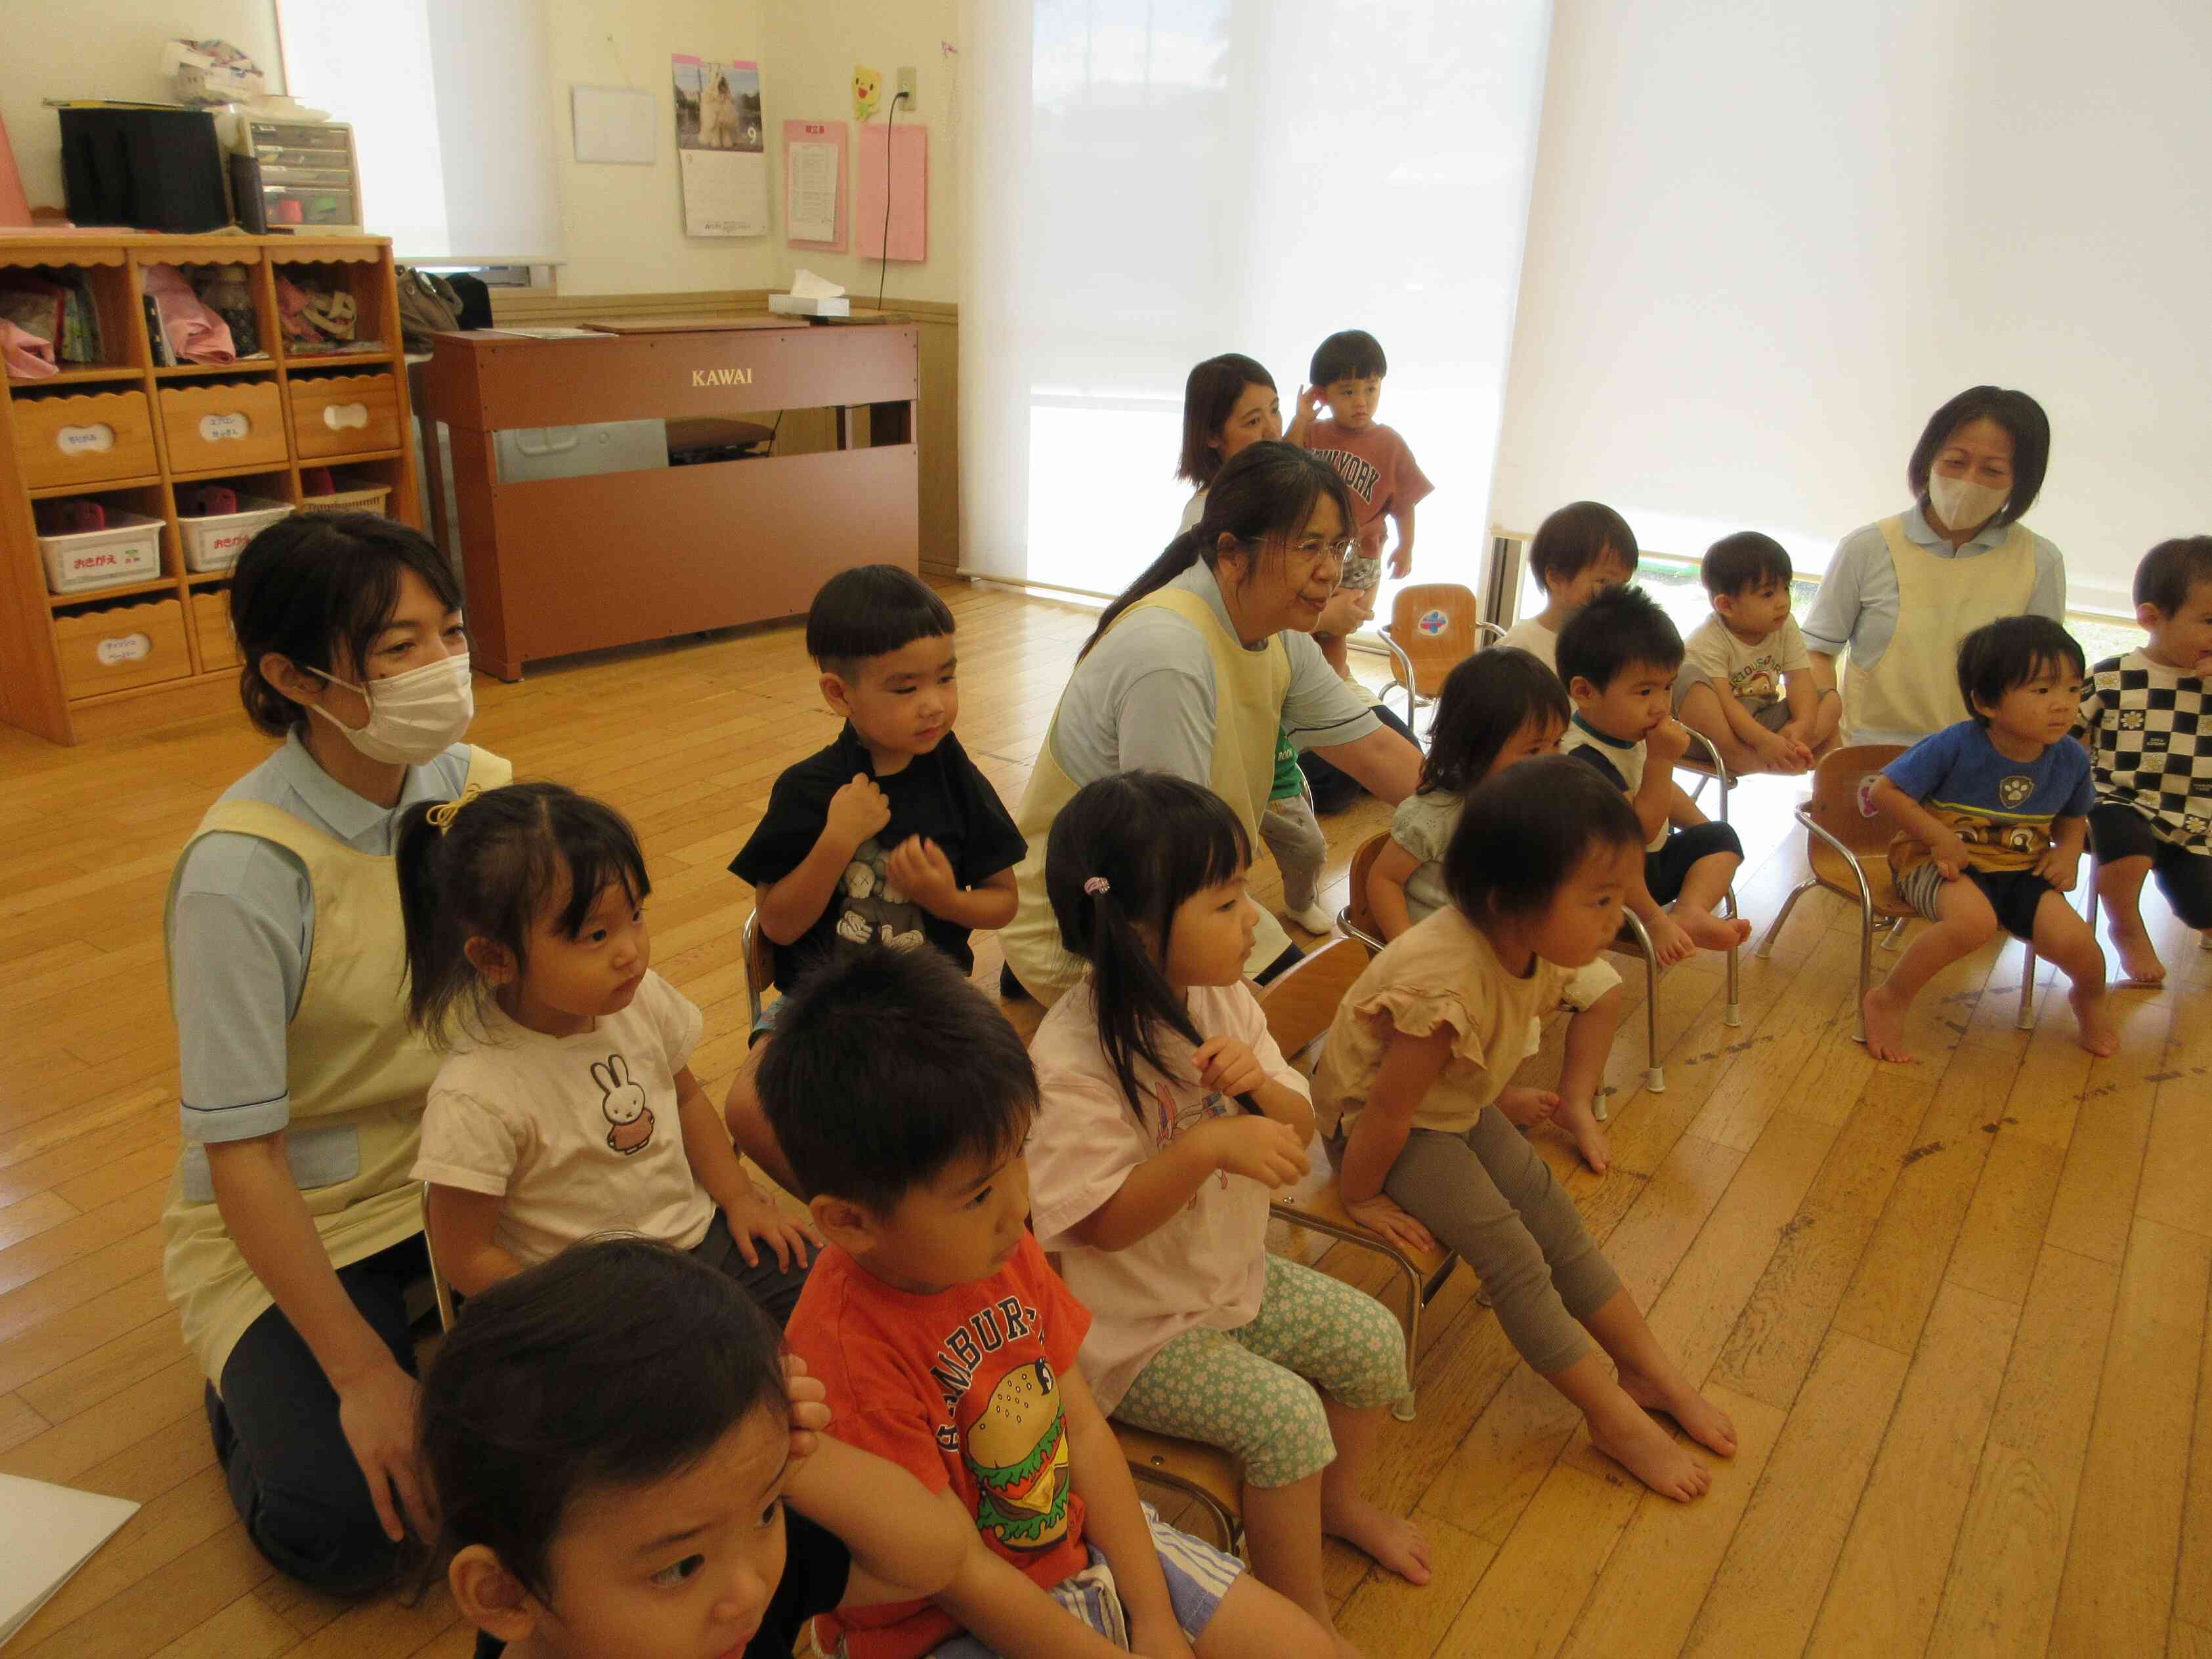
[
  {"x1": 1673, "y1": 531, "x2": 1837, "y2": 775},
  {"x1": 1498, "y1": 501, "x2": 1640, "y2": 673},
  {"x1": 1026, "y1": 772, "x2": 1428, "y2": 1655},
  {"x1": 398, "y1": 781, "x2": 815, "y2": 1322}
]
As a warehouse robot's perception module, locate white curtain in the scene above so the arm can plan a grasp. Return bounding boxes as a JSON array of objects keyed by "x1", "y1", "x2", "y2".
[
  {"x1": 278, "y1": 0, "x2": 563, "y2": 266},
  {"x1": 958, "y1": 0, "x2": 1554, "y2": 602},
  {"x1": 1489, "y1": 0, "x2": 2212, "y2": 614}
]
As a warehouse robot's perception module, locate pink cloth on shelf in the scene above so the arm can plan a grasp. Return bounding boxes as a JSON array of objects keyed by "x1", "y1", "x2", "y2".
[
  {"x1": 0, "y1": 319, "x2": 54, "y2": 378},
  {"x1": 142, "y1": 265, "x2": 235, "y2": 365}
]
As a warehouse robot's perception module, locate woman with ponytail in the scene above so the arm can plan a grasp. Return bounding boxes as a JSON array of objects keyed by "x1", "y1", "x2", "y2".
[
  {"x1": 999, "y1": 440, "x2": 1422, "y2": 1002},
  {"x1": 1025, "y1": 773, "x2": 1428, "y2": 1658}
]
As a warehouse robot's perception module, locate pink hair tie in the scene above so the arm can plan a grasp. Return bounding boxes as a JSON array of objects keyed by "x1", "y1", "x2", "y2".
[{"x1": 1083, "y1": 876, "x2": 1110, "y2": 896}]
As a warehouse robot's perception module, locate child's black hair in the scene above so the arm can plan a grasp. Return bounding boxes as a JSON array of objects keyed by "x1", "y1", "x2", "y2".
[
  {"x1": 1528, "y1": 501, "x2": 1638, "y2": 594},
  {"x1": 1085, "y1": 440, "x2": 1356, "y2": 657},
  {"x1": 1955, "y1": 615, "x2": 2085, "y2": 725},
  {"x1": 228, "y1": 511, "x2": 464, "y2": 737},
  {"x1": 1418, "y1": 648, "x2": 1571, "y2": 799},
  {"x1": 1442, "y1": 755, "x2": 1644, "y2": 924},
  {"x1": 417, "y1": 1236, "x2": 788, "y2": 1608},
  {"x1": 805, "y1": 564, "x2": 956, "y2": 679},
  {"x1": 2134, "y1": 536, "x2": 2212, "y2": 617},
  {"x1": 1044, "y1": 772, "x2": 1252, "y2": 1120},
  {"x1": 1309, "y1": 329, "x2": 1386, "y2": 386},
  {"x1": 1700, "y1": 532, "x2": 1793, "y2": 600},
  {"x1": 1905, "y1": 386, "x2": 2051, "y2": 526},
  {"x1": 396, "y1": 782, "x2": 650, "y2": 1043},
  {"x1": 1555, "y1": 583, "x2": 1685, "y2": 692},
  {"x1": 1178, "y1": 354, "x2": 1275, "y2": 487},
  {"x1": 755, "y1": 946, "x2": 1037, "y2": 1213}
]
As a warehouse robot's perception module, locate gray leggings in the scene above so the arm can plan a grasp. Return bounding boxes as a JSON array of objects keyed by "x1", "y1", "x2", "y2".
[{"x1": 1380, "y1": 1108, "x2": 1623, "y2": 1376}]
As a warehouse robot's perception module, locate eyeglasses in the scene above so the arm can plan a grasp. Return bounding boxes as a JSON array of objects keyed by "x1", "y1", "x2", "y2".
[{"x1": 1247, "y1": 535, "x2": 1357, "y2": 565}]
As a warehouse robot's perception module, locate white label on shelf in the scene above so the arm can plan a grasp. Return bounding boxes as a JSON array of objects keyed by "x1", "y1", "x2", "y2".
[
  {"x1": 95, "y1": 632, "x2": 153, "y2": 666},
  {"x1": 322, "y1": 402, "x2": 370, "y2": 431},
  {"x1": 56, "y1": 423, "x2": 116, "y2": 455},
  {"x1": 198, "y1": 412, "x2": 252, "y2": 442}
]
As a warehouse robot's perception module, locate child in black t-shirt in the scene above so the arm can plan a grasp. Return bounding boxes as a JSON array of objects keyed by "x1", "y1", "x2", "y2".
[{"x1": 725, "y1": 566, "x2": 1025, "y2": 1192}]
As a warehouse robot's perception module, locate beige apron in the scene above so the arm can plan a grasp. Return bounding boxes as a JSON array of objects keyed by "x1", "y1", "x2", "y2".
[
  {"x1": 1001, "y1": 589, "x2": 1294, "y2": 1004},
  {"x1": 161, "y1": 746, "x2": 511, "y2": 1384},
  {"x1": 1840, "y1": 515, "x2": 2036, "y2": 744}
]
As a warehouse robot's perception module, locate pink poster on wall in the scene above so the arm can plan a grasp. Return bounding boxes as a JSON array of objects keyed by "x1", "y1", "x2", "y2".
[{"x1": 855, "y1": 122, "x2": 925, "y2": 261}]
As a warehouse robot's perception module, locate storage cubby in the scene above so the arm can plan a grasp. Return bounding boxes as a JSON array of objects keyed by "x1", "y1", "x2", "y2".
[
  {"x1": 0, "y1": 255, "x2": 147, "y2": 385},
  {"x1": 0, "y1": 232, "x2": 420, "y2": 743},
  {"x1": 138, "y1": 260, "x2": 276, "y2": 370},
  {"x1": 268, "y1": 253, "x2": 395, "y2": 365},
  {"x1": 297, "y1": 455, "x2": 401, "y2": 518}
]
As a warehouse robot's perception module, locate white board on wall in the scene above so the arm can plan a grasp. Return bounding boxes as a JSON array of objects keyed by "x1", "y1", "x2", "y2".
[{"x1": 572, "y1": 84, "x2": 656, "y2": 164}]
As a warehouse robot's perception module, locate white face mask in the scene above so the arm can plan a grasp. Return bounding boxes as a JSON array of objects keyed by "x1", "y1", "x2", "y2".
[
  {"x1": 307, "y1": 652, "x2": 475, "y2": 765},
  {"x1": 1927, "y1": 472, "x2": 2008, "y2": 536}
]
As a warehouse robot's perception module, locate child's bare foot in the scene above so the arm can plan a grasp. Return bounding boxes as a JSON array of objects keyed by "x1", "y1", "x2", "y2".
[
  {"x1": 1644, "y1": 912, "x2": 1695, "y2": 965},
  {"x1": 1497, "y1": 1085, "x2": 1561, "y2": 1130},
  {"x1": 1673, "y1": 903, "x2": 1753, "y2": 954},
  {"x1": 1321, "y1": 1493, "x2": 1433, "y2": 1585},
  {"x1": 2107, "y1": 919, "x2": 2167, "y2": 987},
  {"x1": 1618, "y1": 1364, "x2": 1737, "y2": 1457},
  {"x1": 1861, "y1": 982, "x2": 1913, "y2": 1063},
  {"x1": 1587, "y1": 1397, "x2": 1710, "y2": 1502},
  {"x1": 2070, "y1": 985, "x2": 2119, "y2": 1057},
  {"x1": 1553, "y1": 1093, "x2": 1612, "y2": 1173}
]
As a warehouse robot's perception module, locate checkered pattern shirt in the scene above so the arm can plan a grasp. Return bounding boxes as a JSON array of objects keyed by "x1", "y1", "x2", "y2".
[{"x1": 2074, "y1": 650, "x2": 2212, "y2": 854}]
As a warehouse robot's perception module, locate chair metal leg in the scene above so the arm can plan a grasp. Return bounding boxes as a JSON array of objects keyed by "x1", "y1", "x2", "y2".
[
  {"x1": 2018, "y1": 946, "x2": 2038, "y2": 1030},
  {"x1": 1619, "y1": 910, "x2": 1663, "y2": 1095},
  {"x1": 1722, "y1": 889, "x2": 1741, "y2": 1027},
  {"x1": 1756, "y1": 879, "x2": 1816, "y2": 958},
  {"x1": 1269, "y1": 1203, "x2": 1437, "y2": 1422}
]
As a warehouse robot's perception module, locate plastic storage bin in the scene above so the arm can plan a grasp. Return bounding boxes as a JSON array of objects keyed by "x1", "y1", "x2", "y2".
[
  {"x1": 298, "y1": 479, "x2": 393, "y2": 515},
  {"x1": 38, "y1": 511, "x2": 164, "y2": 595},
  {"x1": 179, "y1": 494, "x2": 292, "y2": 572}
]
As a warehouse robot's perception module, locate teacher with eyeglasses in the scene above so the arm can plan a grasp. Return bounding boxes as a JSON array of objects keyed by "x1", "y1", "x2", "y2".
[{"x1": 998, "y1": 440, "x2": 1424, "y2": 1003}]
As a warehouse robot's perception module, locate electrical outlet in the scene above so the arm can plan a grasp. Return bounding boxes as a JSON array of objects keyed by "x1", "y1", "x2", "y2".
[{"x1": 897, "y1": 66, "x2": 918, "y2": 110}]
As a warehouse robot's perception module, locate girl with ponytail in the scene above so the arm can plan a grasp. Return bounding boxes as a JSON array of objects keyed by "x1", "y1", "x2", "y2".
[{"x1": 1024, "y1": 772, "x2": 1430, "y2": 1657}]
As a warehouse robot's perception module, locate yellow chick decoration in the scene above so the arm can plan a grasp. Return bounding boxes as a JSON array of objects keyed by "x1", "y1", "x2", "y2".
[{"x1": 853, "y1": 65, "x2": 882, "y2": 122}]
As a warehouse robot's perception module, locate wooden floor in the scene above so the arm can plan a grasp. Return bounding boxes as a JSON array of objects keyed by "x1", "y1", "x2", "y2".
[{"x1": 0, "y1": 579, "x2": 2205, "y2": 1659}]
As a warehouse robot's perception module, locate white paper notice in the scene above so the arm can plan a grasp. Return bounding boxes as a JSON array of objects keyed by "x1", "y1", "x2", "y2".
[
  {"x1": 788, "y1": 141, "x2": 839, "y2": 242},
  {"x1": 0, "y1": 1475, "x2": 140, "y2": 1645}
]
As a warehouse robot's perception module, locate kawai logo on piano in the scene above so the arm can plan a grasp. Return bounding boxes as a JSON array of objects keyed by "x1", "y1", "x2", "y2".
[{"x1": 691, "y1": 366, "x2": 755, "y2": 387}]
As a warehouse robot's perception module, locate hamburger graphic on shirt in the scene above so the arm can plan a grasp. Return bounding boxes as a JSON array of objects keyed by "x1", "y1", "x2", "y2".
[{"x1": 964, "y1": 1358, "x2": 1073, "y2": 1552}]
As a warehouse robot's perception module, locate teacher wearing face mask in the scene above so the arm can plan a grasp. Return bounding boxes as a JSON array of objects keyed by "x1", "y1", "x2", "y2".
[
  {"x1": 161, "y1": 514, "x2": 508, "y2": 1593},
  {"x1": 1804, "y1": 386, "x2": 2066, "y2": 747}
]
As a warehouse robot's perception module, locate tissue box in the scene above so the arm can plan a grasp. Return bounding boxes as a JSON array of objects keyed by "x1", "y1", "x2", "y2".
[{"x1": 768, "y1": 294, "x2": 850, "y2": 318}]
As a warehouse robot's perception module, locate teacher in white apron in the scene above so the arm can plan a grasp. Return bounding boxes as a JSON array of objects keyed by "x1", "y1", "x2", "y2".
[
  {"x1": 161, "y1": 514, "x2": 509, "y2": 1592},
  {"x1": 1804, "y1": 386, "x2": 2066, "y2": 746},
  {"x1": 1000, "y1": 440, "x2": 1424, "y2": 1004}
]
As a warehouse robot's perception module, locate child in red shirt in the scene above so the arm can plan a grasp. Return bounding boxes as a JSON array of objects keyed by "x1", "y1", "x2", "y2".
[{"x1": 764, "y1": 948, "x2": 1334, "y2": 1659}]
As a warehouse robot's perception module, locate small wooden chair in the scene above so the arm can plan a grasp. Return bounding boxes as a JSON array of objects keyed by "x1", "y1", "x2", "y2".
[
  {"x1": 1334, "y1": 831, "x2": 1390, "y2": 953},
  {"x1": 1755, "y1": 745, "x2": 2038, "y2": 1040},
  {"x1": 1377, "y1": 583, "x2": 1502, "y2": 732}
]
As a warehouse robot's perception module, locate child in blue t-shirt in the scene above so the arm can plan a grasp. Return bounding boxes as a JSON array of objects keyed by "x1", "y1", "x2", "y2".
[{"x1": 1862, "y1": 616, "x2": 2110, "y2": 1066}]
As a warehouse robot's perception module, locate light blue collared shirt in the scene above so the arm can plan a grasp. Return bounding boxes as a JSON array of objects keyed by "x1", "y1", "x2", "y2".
[
  {"x1": 167, "y1": 732, "x2": 475, "y2": 1149},
  {"x1": 1800, "y1": 504, "x2": 2066, "y2": 669}
]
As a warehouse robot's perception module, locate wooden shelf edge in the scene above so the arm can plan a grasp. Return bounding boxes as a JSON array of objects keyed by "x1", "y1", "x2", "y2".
[
  {"x1": 48, "y1": 576, "x2": 182, "y2": 610},
  {"x1": 169, "y1": 458, "x2": 296, "y2": 484},
  {"x1": 156, "y1": 360, "x2": 278, "y2": 380},
  {"x1": 280, "y1": 351, "x2": 399, "y2": 371},
  {"x1": 30, "y1": 474, "x2": 164, "y2": 499},
  {"x1": 12, "y1": 366, "x2": 146, "y2": 388}
]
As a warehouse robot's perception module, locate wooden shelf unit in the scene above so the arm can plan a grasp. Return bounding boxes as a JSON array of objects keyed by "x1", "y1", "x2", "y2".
[{"x1": 0, "y1": 232, "x2": 420, "y2": 744}]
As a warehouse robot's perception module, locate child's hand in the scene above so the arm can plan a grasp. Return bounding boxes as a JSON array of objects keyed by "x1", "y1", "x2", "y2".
[
  {"x1": 1497, "y1": 1085, "x2": 1561, "y2": 1129},
  {"x1": 1752, "y1": 728, "x2": 1809, "y2": 775},
  {"x1": 1317, "y1": 587, "x2": 1368, "y2": 638},
  {"x1": 782, "y1": 1353, "x2": 830, "y2": 1461},
  {"x1": 1388, "y1": 545, "x2": 1413, "y2": 579},
  {"x1": 1128, "y1": 1607, "x2": 1199, "y2": 1659},
  {"x1": 1191, "y1": 1035, "x2": 1268, "y2": 1099},
  {"x1": 1645, "y1": 717, "x2": 1693, "y2": 765},
  {"x1": 826, "y1": 774, "x2": 892, "y2": 852},
  {"x1": 2033, "y1": 845, "x2": 2080, "y2": 891},
  {"x1": 1296, "y1": 383, "x2": 1324, "y2": 427},
  {"x1": 727, "y1": 1184, "x2": 820, "y2": 1271},
  {"x1": 1343, "y1": 1190, "x2": 1438, "y2": 1255},
  {"x1": 885, "y1": 835, "x2": 960, "y2": 912},
  {"x1": 1195, "y1": 1116, "x2": 1309, "y2": 1187},
  {"x1": 1928, "y1": 828, "x2": 1970, "y2": 880}
]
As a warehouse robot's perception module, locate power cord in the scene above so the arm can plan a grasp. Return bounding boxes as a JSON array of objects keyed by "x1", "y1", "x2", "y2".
[{"x1": 876, "y1": 90, "x2": 910, "y2": 312}]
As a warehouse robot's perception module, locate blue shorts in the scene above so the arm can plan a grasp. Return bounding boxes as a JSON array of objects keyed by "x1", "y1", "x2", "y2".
[
  {"x1": 923, "y1": 1505, "x2": 1242, "y2": 1656},
  {"x1": 749, "y1": 996, "x2": 784, "y2": 1044}
]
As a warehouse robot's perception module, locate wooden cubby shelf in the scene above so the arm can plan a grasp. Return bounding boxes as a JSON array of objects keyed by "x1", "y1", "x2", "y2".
[{"x1": 0, "y1": 230, "x2": 420, "y2": 745}]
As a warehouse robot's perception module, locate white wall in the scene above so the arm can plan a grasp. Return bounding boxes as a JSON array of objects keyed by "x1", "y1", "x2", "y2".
[
  {"x1": 1489, "y1": 1, "x2": 2212, "y2": 613},
  {"x1": 1, "y1": 0, "x2": 284, "y2": 210}
]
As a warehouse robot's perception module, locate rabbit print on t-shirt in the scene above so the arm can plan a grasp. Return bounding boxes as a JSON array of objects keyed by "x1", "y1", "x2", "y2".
[{"x1": 593, "y1": 1054, "x2": 656, "y2": 1155}]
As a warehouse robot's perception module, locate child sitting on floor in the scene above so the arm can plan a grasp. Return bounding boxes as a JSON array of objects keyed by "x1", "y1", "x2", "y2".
[
  {"x1": 1863, "y1": 615, "x2": 2113, "y2": 1064},
  {"x1": 1558, "y1": 586, "x2": 1753, "y2": 966},
  {"x1": 763, "y1": 946, "x2": 1336, "y2": 1659},
  {"x1": 2075, "y1": 535, "x2": 2212, "y2": 986},
  {"x1": 1674, "y1": 532, "x2": 1837, "y2": 776},
  {"x1": 1497, "y1": 501, "x2": 1639, "y2": 673},
  {"x1": 1315, "y1": 757, "x2": 1738, "y2": 1501},
  {"x1": 1027, "y1": 772, "x2": 1428, "y2": 1657},
  {"x1": 1367, "y1": 648, "x2": 1623, "y2": 1171}
]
